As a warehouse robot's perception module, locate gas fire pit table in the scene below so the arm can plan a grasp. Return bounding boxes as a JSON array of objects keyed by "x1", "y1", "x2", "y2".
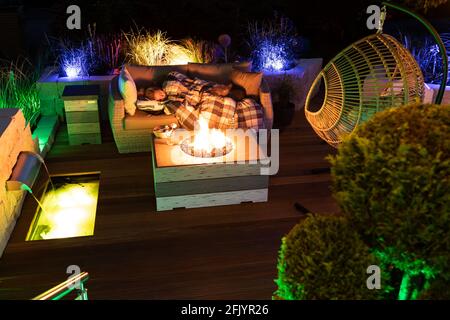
[{"x1": 151, "y1": 130, "x2": 269, "y2": 211}]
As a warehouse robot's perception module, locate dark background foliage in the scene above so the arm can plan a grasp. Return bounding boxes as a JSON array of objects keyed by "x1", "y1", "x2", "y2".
[{"x1": 1, "y1": 0, "x2": 448, "y2": 66}]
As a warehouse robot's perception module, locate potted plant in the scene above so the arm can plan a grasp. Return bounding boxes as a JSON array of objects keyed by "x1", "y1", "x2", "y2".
[
  {"x1": 245, "y1": 13, "x2": 323, "y2": 110},
  {"x1": 273, "y1": 75, "x2": 296, "y2": 130},
  {"x1": 400, "y1": 32, "x2": 450, "y2": 104}
]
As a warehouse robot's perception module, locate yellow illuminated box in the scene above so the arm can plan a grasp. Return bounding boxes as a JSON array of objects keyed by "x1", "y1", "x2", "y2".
[{"x1": 26, "y1": 174, "x2": 100, "y2": 241}]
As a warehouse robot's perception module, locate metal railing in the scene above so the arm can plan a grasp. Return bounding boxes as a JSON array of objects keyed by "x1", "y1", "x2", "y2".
[{"x1": 32, "y1": 272, "x2": 89, "y2": 300}]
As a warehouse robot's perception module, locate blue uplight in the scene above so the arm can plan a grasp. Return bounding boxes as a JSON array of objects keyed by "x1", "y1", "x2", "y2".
[
  {"x1": 64, "y1": 66, "x2": 81, "y2": 78},
  {"x1": 61, "y1": 48, "x2": 88, "y2": 78},
  {"x1": 400, "y1": 33, "x2": 450, "y2": 86},
  {"x1": 259, "y1": 41, "x2": 289, "y2": 72},
  {"x1": 247, "y1": 16, "x2": 301, "y2": 73}
]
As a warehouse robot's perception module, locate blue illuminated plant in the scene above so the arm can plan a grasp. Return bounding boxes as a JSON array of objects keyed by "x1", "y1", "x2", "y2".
[
  {"x1": 247, "y1": 14, "x2": 301, "y2": 72},
  {"x1": 400, "y1": 32, "x2": 450, "y2": 86},
  {"x1": 259, "y1": 41, "x2": 288, "y2": 71},
  {"x1": 60, "y1": 46, "x2": 89, "y2": 78},
  {"x1": 87, "y1": 24, "x2": 124, "y2": 74},
  {"x1": 54, "y1": 26, "x2": 124, "y2": 78}
]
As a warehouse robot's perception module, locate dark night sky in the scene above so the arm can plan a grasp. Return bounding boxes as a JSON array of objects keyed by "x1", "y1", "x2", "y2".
[{"x1": 0, "y1": 0, "x2": 449, "y2": 63}]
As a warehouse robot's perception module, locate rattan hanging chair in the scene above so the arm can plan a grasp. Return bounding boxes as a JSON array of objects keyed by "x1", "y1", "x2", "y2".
[{"x1": 305, "y1": 33, "x2": 424, "y2": 147}]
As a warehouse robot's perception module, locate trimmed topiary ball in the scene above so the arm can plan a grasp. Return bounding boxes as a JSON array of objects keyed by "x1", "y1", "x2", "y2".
[
  {"x1": 274, "y1": 214, "x2": 379, "y2": 300},
  {"x1": 329, "y1": 103, "x2": 450, "y2": 298}
]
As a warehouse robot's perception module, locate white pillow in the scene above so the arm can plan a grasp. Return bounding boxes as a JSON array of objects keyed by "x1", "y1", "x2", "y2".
[
  {"x1": 136, "y1": 99, "x2": 166, "y2": 111},
  {"x1": 118, "y1": 67, "x2": 137, "y2": 116}
]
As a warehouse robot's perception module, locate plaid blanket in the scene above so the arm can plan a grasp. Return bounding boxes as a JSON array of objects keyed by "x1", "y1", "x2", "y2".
[
  {"x1": 162, "y1": 71, "x2": 265, "y2": 130},
  {"x1": 236, "y1": 98, "x2": 266, "y2": 129}
]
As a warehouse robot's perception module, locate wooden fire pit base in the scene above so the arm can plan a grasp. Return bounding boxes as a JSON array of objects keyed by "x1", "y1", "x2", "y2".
[{"x1": 151, "y1": 131, "x2": 269, "y2": 211}]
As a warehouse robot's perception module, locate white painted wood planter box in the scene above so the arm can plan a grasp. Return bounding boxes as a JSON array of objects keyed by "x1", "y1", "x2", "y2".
[
  {"x1": 264, "y1": 58, "x2": 323, "y2": 110},
  {"x1": 36, "y1": 67, "x2": 116, "y2": 122},
  {"x1": 424, "y1": 83, "x2": 450, "y2": 105},
  {"x1": 32, "y1": 115, "x2": 59, "y2": 157}
]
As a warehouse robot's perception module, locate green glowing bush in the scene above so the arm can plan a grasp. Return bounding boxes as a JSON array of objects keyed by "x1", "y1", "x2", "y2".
[
  {"x1": 329, "y1": 103, "x2": 450, "y2": 299},
  {"x1": 0, "y1": 59, "x2": 40, "y2": 127},
  {"x1": 274, "y1": 215, "x2": 379, "y2": 300}
]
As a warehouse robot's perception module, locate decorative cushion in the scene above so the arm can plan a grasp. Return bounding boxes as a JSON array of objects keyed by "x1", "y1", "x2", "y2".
[
  {"x1": 118, "y1": 66, "x2": 138, "y2": 116},
  {"x1": 187, "y1": 61, "x2": 252, "y2": 84},
  {"x1": 136, "y1": 99, "x2": 166, "y2": 112},
  {"x1": 230, "y1": 69, "x2": 263, "y2": 97}
]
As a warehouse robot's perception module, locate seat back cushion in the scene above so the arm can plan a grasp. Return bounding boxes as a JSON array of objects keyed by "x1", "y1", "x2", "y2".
[
  {"x1": 187, "y1": 61, "x2": 252, "y2": 84},
  {"x1": 230, "y1": 69, "x2": 263, "y2": 97},
  {"x1": 118, "y1": 66, "x2": 138, "y2": 116},
  {"x1": 125, "y1": 64, "x2": 189, "y2": 88}
]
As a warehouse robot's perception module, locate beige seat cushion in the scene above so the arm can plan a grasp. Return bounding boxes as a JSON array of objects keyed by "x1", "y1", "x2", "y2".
[
  {"x1": 187, "y1": 61, "x2": 252, "y2": 84},
  {"x1": 230, "y1": 69, "x2": 263, "y2": 97},
  {"x1": 124, "y1": 109, "x2": 177, "y2": 130},
  {"x1": 118, "y1": 67, "x2": 138, "y2": 116}
]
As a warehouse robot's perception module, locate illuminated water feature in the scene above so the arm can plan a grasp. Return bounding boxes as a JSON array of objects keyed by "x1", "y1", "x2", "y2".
[
  {"x1": 26, "y1": 174, "x2": 100, "y2": 241},
  {"x1": 24, "y1": 151, "x2": 55, "y2": 192}
]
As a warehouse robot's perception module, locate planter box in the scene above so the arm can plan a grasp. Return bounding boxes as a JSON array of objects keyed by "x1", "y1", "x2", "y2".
[
  {"x1": 32, "y1": 115, "x2": 59, "y2": 157},
  {"x1": 36, "y1": 67, "x2": 116, "y2": 123},
  {"x1": 263, "y1": 58, "x2": 323, "y2": 110},
  {"x1": 424, "y1": 83, "x2": 450, "y2": 105}
]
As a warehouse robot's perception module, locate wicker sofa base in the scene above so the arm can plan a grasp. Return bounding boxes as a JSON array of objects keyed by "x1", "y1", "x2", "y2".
[{"x1": 109, "y1": 64, "x2": 273, "y2": 154}]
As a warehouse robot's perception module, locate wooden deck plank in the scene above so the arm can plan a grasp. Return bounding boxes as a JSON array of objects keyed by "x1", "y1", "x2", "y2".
[{"x1": 0, "y1": 108, "x2": 339, "y2": 300}]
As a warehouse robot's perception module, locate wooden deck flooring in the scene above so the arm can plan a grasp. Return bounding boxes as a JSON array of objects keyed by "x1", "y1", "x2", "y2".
[{"x1": 0, "y1": 110, "x2": 338, "y2": 300}]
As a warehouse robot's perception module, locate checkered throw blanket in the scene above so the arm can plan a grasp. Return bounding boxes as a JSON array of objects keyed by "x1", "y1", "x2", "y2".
[
  {"x1": 162, "y1": 71, "x2": 265, "y2": 130},
  {"x1": 236, "y1": 98, "x2": 266, "y2": 129}
]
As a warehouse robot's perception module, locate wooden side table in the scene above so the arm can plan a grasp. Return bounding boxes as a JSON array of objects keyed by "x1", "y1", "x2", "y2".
[{"x1": 62, "y1": 85, "x2": 101, "y2": 145}]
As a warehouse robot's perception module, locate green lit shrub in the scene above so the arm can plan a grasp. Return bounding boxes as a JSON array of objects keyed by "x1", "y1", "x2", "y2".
[
  {"x1": 274, "y1": 214, "x2": 379, "y2": 300},
  {"x1": 0, "y1": 59, "x2": 40, "y2": 127},
  {"x1": 329, "y1": 103, "x2": 450, "y2": 299}
]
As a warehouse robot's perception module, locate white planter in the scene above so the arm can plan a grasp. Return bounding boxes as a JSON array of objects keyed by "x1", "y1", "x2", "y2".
[
  {"x1": 424, "y1": 83, "x2": 450, "y2": 105},
  {"x1": 32, "y1": 115, "x2": 59, "y2": 157},
  {"x1": 37, "y1": 67, "x2": 116, "y2": 122},
  {"x1": 263, "y1": 58, "x2": 323, "y2": 110}
]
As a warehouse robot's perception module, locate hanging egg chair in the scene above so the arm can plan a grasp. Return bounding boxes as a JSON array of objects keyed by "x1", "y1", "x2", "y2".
[{"x1": 304, "y1": 33, "x2": 424, "y2": 147}]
